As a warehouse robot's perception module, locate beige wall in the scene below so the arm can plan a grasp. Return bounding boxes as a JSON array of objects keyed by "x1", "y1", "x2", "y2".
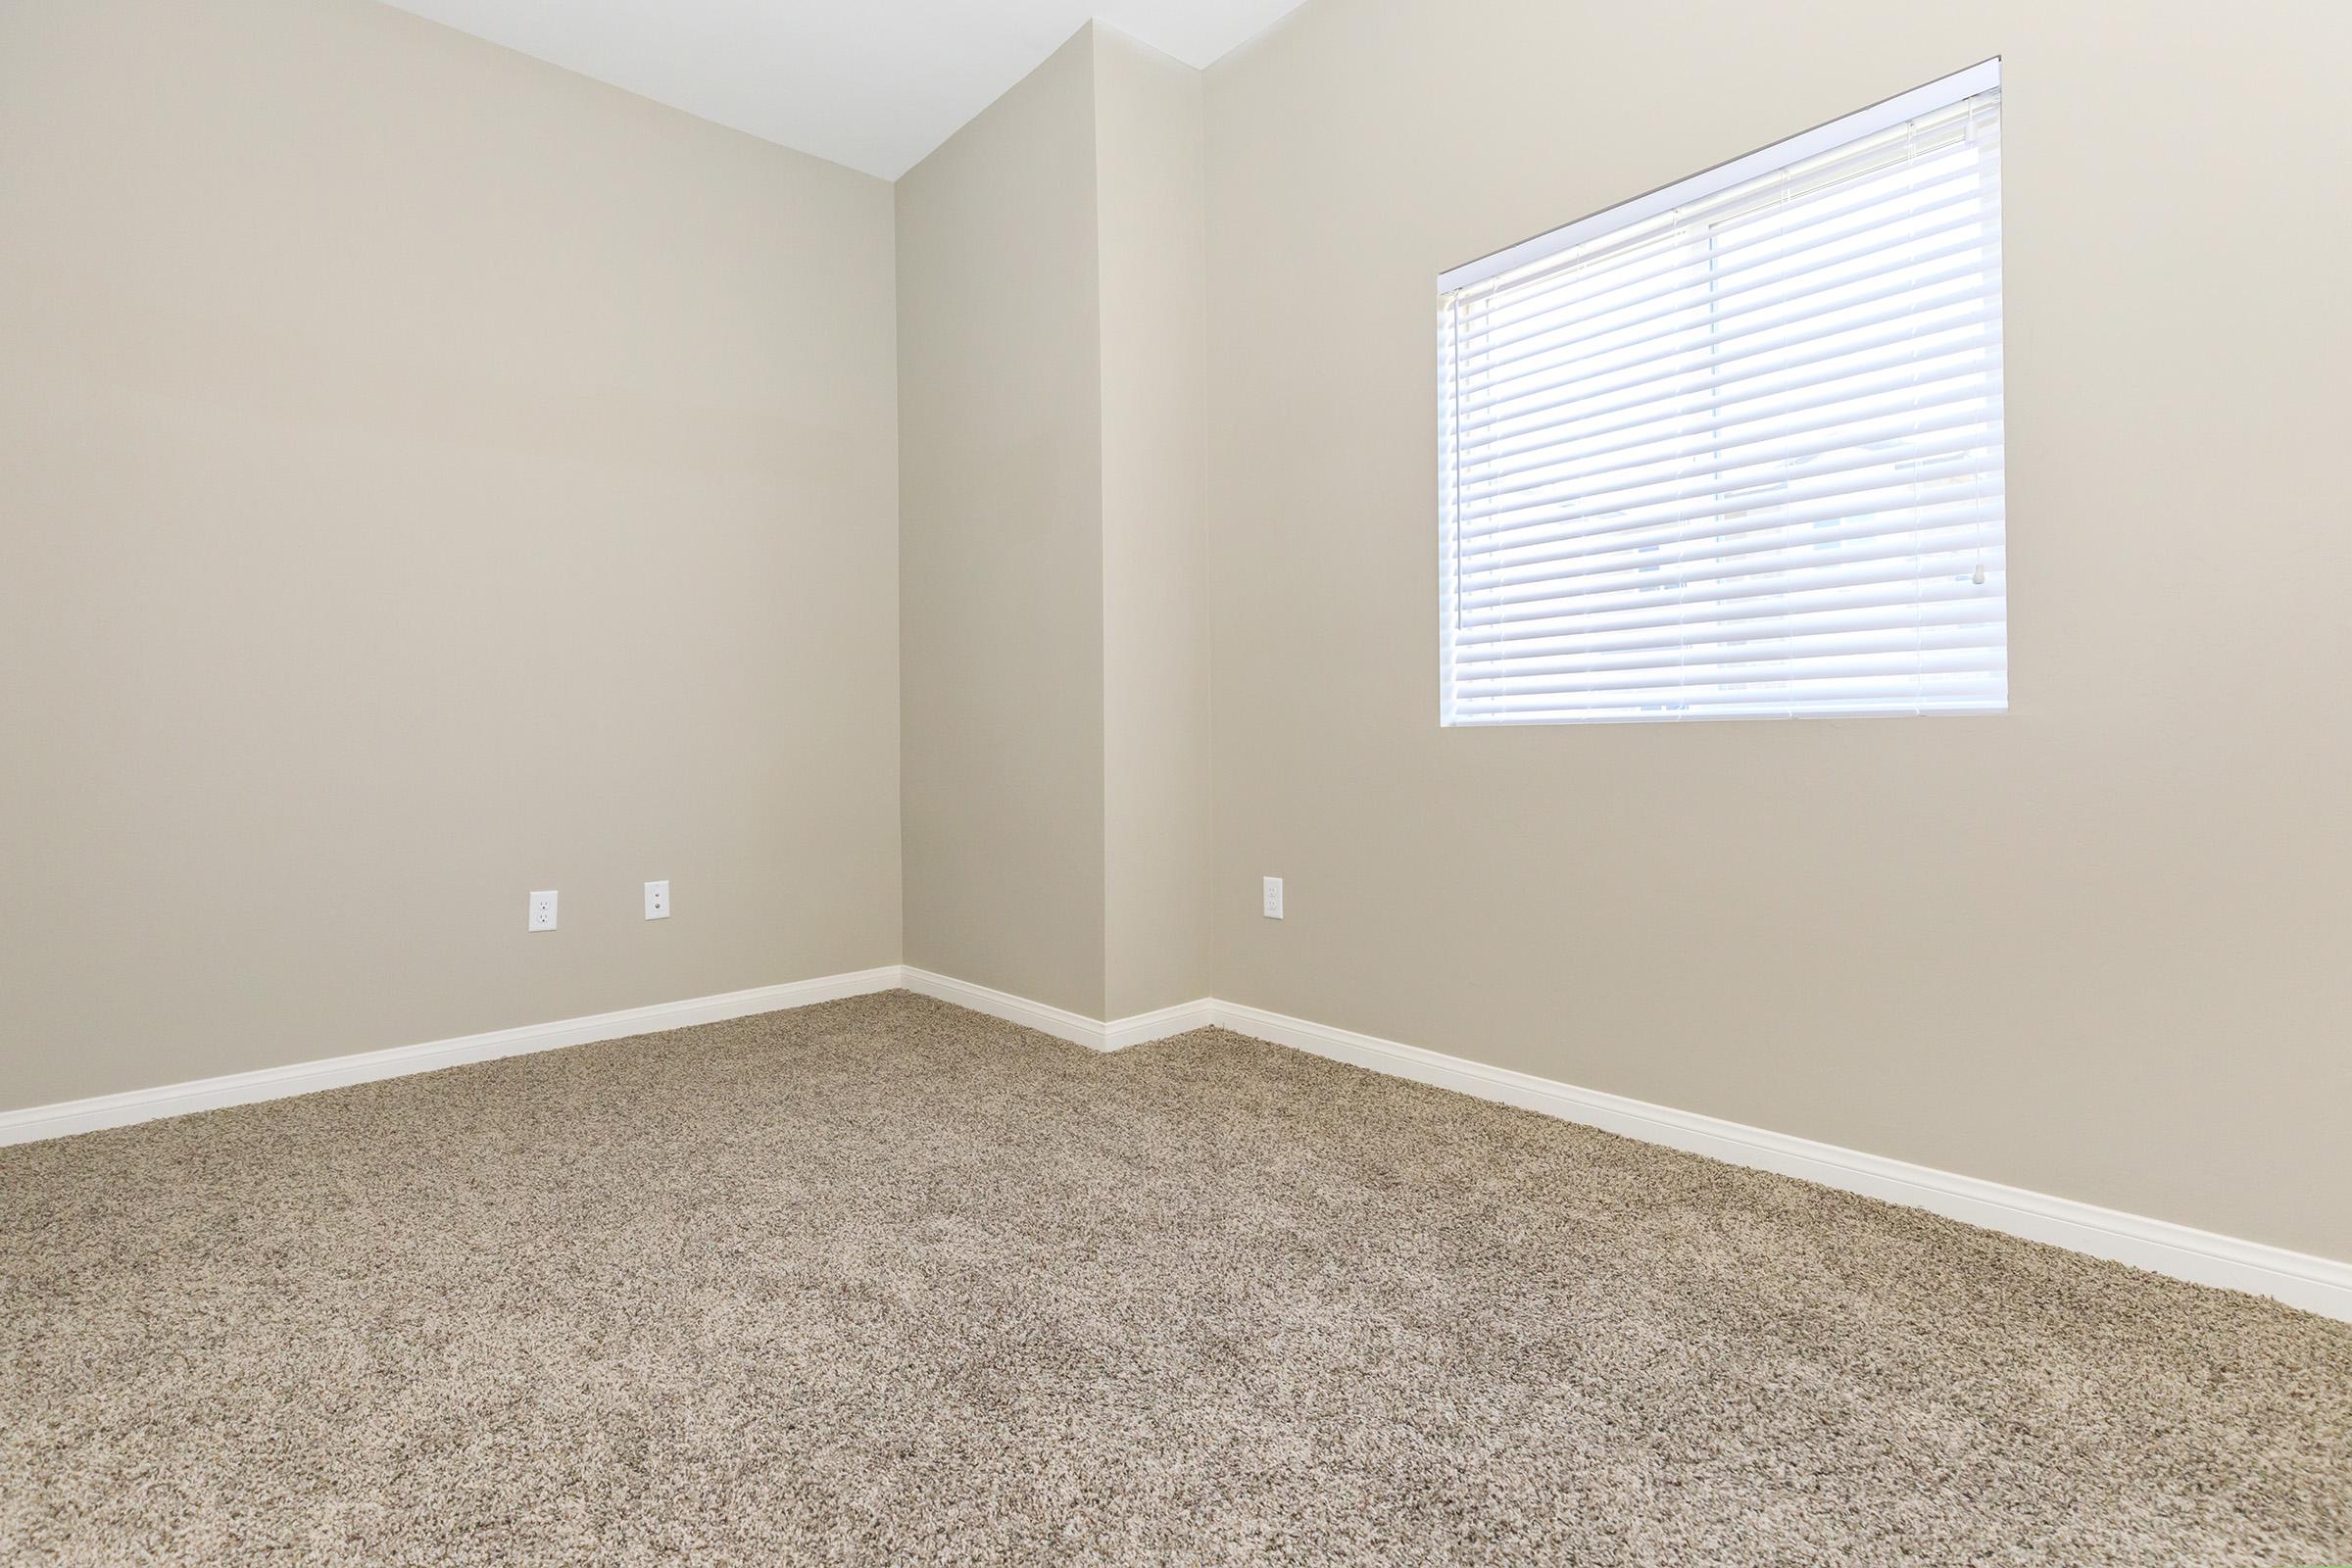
[
  {"x1": 0, "y1": 0, "x2": 903, "y2": 1110},
  {"x1": 1201, "y1": 0, "x2": 2352, "y2": 1260},
  {"x1": 898, "y1": 24, "x2": 1210, "y2": 1022},
  {"x1": 8, "y1": 0, "x2": 2341, "y2": 1267},
  {"x1": 897, "y1": 29, "x2": 1109, "y2": 1017},
  {"x1": 1097, "y1": 28, "x2": 1212, "y2": 1019}
]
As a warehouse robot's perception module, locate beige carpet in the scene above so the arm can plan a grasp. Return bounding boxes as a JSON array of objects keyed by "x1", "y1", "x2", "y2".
[{"x1": 3, "y1": 991, "x2": 2346, "y2": 1566}]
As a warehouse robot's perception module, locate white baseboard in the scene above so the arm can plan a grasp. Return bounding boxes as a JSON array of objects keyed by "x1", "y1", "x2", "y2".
[
  {"x1": 9, "y1": 963, "x2": 2344, "y2": 1323},
  {"x1": 899, "y1": 967, "x2": 1214, "y2": 1053},
  {"x1": 0, "y1": 966, "x2": 906, "y2": 1148},
  {"x1": 875, "y1": 974, "x2": 2352, "y2": 1320},
  {"x1": 1105, "y1": 997, "x2": 1223, "y2": 1052},
  {"x1": 1206, "y1": 999, "x2": 2352, "y2": 1325}
]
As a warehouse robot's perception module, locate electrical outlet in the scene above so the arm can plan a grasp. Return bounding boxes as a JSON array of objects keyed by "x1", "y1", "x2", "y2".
[
  {"x1": 1262, "y1": 876, "x2": 1284, "y2": 919},
  {"x1": 644, "y1": 880, "x2": 670, "y2": 920},
  {"x1": 528, "y1": 890, "x2": 559, "y2": 932}
]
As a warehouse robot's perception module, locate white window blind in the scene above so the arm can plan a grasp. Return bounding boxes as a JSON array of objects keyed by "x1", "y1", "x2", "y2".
[{"x1": 1438, "y1": 62, "x2": 2006, "y2": 725}]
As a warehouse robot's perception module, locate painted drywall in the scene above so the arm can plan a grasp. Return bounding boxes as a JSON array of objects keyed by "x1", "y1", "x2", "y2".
[
  {"x1": 898, "y1": 23, "x2": 1210, "y2": 1021},
  {"x1": 1201, "y1": 0, "x2": 2352, "y2": 1261},
  {"x1": 897, "y1": 28, "x2": 1110, "y2": 1018},
  {"x1": 10, "y1": 0, "x2": 2338, "y2": 1279},
  {"x1": 0, "y1": 0, "x2": 902, "y2": 1111},
  {"x1": 1096, "y1": 27, "x2": 1212, "y2": 1019}
]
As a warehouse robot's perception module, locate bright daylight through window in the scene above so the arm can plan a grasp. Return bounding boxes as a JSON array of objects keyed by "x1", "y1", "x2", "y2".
[{"x1": 1438, "y1": 62, "x2": 2006, "y2": 724}]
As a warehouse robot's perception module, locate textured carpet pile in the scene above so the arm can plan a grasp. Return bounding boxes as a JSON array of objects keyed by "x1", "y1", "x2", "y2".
[{"x1": 3, "y1": 990, "x2": 2347, "y2": 1565}]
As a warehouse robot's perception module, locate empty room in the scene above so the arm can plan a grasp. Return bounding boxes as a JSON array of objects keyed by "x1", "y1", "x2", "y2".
[{"x1": 3, "y1": 0, "x2": 2348, "y2": 1561}]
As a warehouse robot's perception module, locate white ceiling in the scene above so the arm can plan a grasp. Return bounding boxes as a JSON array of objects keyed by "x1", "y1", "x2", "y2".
[{"x1": 375, "y1": 0, "x2": 1307, "y2": 180}]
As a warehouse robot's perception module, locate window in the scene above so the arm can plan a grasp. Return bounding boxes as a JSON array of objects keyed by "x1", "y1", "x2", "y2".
[{"x1": 1438, "y1": 62, "x2": 2005, "y2": 725}]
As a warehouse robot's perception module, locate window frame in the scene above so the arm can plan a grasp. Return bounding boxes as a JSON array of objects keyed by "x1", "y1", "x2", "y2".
[{"x1": 1437, "y1": 60, "x2": 2006, "y2": 728}]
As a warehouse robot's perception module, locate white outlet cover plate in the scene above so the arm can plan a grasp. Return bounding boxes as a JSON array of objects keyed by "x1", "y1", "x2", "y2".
[
  {"x1": 645, "y1": 880, "x2": 670, "y2": 920},
  {"x1": 1262, "y1": 877, "x2": 1284, "y2": 919},
  {"x1": 529, "y1": 891, "x2": 559, "y2": 932}
]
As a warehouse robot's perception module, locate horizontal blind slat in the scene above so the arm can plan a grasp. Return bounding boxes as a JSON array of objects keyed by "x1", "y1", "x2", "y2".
[
  {"x1": 1457, "y1": 400, "x2": 2002, "y2": 522},
  {"x1": 1460, "y1": 508, "x2": 2002, "y2": 592},
  {"x1": 1454, "y1": 646, "x2": 2006, "y2": 702},
  {"x1": 1451, "y1": 672, "x2": 2007, "y2": 715},
  {"x1": 1454, "y1": 270, "x2": 1999, "y2": 422},
  {"x1": 1457, "y1": 366, "x2": 1999, "y2": 500},
  {"x1": 1455, "y1": 479, "x2": 2005, "y2": 568},
  {"x1": 1451, "y1": 184, "x2": 1998, "y2": 354},
  {"x1": 1457, "y1": 437, "x2": 2003, "y2": 549},
  {"x1": 1451, "y1": 575, "x2": 2000, "y2": 652},
  {"x1": 1451, "y1": 333, "x2": 1999, "y2": 468},
  {"x1": 1452, "y1": 625, "x2": 2005, "y2": 682},
  {"x1": 1454, "y1": 552, "x2": 2004, "y2": 632},
  {"x1": 1451, "y1": 304, "x2": 2000, "y2": 444},
  {"x1": 1455, "y1": 230, "x2": 1998, "y2": 394},
  {"x1": 1460, "y1": 541, "x2": 2007, "y2": 618},
  {"x1": 1452, "y1": 599, "x2": 2004, "y2": 669}
]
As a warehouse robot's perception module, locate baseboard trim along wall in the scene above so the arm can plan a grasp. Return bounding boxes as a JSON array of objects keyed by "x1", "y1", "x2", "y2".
[
  {"x1": 1203, "y1": 999, "x2": 2352, "y2": 1325},
  {"x1": 0, "y1": 967, "x2": 906, "y2": 1148},
  {"x1": 899, "y1": 967, "x2": 1219, "y2": 1052},
  {"x1": 6, "y1": 965, "x2": 2344, "y2": 1323},
  {"x1": 896, "y1": 971, "x2": 2350, "y2": 1321}
]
